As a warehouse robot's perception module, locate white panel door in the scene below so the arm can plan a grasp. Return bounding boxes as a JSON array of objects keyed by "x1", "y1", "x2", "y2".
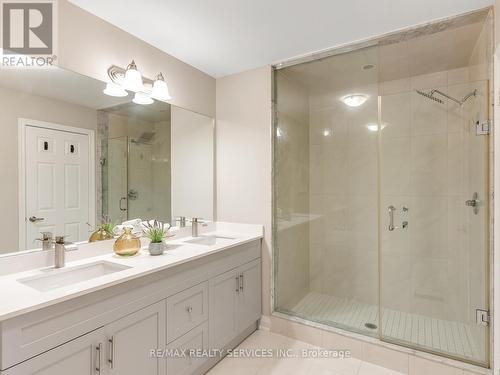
[{"x1": 25, "y1": 125, "x2": 90, "y2": 248}]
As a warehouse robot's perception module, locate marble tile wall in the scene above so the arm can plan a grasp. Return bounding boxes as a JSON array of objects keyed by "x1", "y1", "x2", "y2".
[
  {"x1": 308, "y1": 85, "x2": 379, "y2": 306},
  {"x1": 275, "y1": 71, "x2": 311, "y2": 310}
]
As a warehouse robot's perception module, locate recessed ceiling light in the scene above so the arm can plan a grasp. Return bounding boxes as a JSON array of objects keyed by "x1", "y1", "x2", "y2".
[
  {"x1": 322, "y1": 128, "x2": 332, "y2": 137},
  {"x1": 341, "y1": 94, "x2": 368, "y2": 107}
]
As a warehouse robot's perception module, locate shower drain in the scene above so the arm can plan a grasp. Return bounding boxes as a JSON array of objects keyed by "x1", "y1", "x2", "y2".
[{"x1": 364, "y1": 323, "x2": 378, "y2": 330}]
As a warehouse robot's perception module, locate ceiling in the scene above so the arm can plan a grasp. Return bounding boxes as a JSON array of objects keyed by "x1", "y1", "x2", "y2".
[
  {"x1": 0, "y1": 68, "x2": 129, "y2": 109},
  {"x1": 283, "y1": 17, "x2": 486, "y2": 95},
  {"x1": 68, "y1": 0, "x2": 493, "y2": 78},
  {"x1": 103, "y1": 100, "x2": 171, "y2": 123}
]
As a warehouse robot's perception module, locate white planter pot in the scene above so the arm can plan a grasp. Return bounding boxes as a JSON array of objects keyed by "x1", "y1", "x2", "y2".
[{"x1": 148, "y1": 241, "x2": 166, "y2": 256}]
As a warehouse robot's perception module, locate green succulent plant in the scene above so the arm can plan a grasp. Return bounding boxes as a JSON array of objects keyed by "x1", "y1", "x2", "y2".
[
  {"x1": 143, "y1": 220, "x2": 169, "y2": 243},
  {"x1": 101, "y1": 222, "x2": 115, "y2": 235}
]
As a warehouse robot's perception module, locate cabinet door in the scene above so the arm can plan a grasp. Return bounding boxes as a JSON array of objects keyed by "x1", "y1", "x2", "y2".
[
  {"x1": 2, "y1": 328, "x2": 104, "y2": 375},
  {"x1": 237, "y1": 259, "x2": 262, "y2": 330},
  {"x1": 209, "y1": 269, "x2": 239, "y2": 349},
  {"x1": 105, "y1": 302, "x2": 166, "y2": 375},
  {"x1": 166, "y1": 322, "x2": 208, "y2": 375}
]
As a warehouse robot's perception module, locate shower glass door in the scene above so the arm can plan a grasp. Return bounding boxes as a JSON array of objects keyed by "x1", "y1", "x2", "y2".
[{"x1": 379, "y1": 79, "x2": 490, "y2": 365}]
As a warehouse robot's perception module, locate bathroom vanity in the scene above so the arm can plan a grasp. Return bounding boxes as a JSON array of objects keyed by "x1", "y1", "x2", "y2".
[{"x1": 0, "y1": 222, "x2": 263, "y2": 375}]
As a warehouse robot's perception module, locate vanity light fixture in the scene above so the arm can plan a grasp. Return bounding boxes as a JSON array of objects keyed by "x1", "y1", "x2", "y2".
[
  {"x1": 122, "y1": 60, "x2": 145, "y2": 92},
  {"x1": 151, "y1": 73, "x2": 172, "y2": 101},
  {"x1": 341, "y1": 94, "x2": 368, "y2": 107},
  {"x1": 104, "y1": 61, "x2": 172, "y2": 105},
  {"x1": 103, "y1": 82, "x2": 128, "y2": 97},
  {"x1": 132, "y1": 92, "x2": 154, "y2": 105}
]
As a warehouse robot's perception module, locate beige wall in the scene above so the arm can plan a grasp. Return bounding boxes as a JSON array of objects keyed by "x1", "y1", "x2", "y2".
[
  {"x1": 0, "y1": 86, "x2": 97, "y2": 253},
  {"x1": 58, "y1": 0, "x2": 215, "y2": 117},
  {"x1": 215, "y1": 66, "x2": 272, "y2": 316}
]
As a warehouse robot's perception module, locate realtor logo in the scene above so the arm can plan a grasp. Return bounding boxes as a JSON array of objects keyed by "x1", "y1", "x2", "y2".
[{"x1": 2, "y1": 1, "x2": 53, "y2": 54}]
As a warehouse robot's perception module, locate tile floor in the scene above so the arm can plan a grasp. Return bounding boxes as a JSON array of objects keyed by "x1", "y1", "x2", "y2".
[
  {"x1": 291, "y1": 292, "x2": 483, "y2": 363},
  {"x1": 206, "y1": 330, "x2": 404, "y2": 375}
]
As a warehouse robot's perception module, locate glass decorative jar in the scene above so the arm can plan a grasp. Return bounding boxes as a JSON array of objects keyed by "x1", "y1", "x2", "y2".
[
  {"x1": 89, "y1": 225, "x2": 114, "y2": 242},
  {"x1": 113, "y1": 227, "x2": 141, "y2": 256}
]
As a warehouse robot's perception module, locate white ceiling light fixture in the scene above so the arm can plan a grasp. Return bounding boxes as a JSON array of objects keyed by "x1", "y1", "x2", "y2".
[
  {"x1": 103, "y1": 82, "x2": 128, "y2": 97},
  {"x1": 122, "y1": 60, "x2": 144, "y2": 92},
  {"x1": 132, "y1": 91, "x2": 154, "y2": 105},
  {"x1": 366, "y1": 122, "x2": 388, "y2": 132},
  {"x1": 151, "y1": 73, "x2": 171, "y2": 101},
  {"x1": 341, "y1": 94, "x2": 368, "y2": 107}
]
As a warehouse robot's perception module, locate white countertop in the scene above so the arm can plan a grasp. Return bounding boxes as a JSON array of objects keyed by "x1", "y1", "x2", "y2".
[{"x1": 0, "y1": 222, "x2": 263, "y2": 322}]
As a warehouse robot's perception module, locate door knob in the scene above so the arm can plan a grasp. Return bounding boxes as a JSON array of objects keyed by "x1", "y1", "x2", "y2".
[{"x1": 29, "y1": 216, "x2": 45, "y2": 223}]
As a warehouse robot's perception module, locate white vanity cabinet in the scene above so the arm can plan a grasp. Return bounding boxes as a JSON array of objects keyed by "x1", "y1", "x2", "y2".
[
  {"x1": 104, "y1": 302, "x2": 166, "y2": 375},
  {"x1": 2, "y1": 328, "x2": 104, "y2": 375},
  {"x1": 0, "y1": 239, "x2": 262, "y2": 375},
  {"x1": 209, "y1": 259, "x2": 261, "y2": 350}
]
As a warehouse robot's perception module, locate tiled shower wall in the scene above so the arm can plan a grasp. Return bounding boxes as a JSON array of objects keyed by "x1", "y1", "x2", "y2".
[
  {"x1": 308, "y1": 72, "x2": 489, "y2": 325},
  {"x1": 275, "y1": 70, "x2": 311, "y2": 311}
]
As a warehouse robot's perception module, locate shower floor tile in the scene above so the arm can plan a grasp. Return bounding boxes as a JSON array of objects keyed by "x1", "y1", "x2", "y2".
[{"x1": 291, "y1": 292, "x2": 483, "y2": 363}]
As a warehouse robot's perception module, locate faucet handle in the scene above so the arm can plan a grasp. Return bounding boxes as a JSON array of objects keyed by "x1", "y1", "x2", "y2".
[
  {"x1": 175, "y1": 216, "x2": 187, "y2": 227},
  {"x1": 35, "y1": 231, "x2": 53, "y2": 242},
  {"x1": 55, "y1": 235, "x2": 67, "y2": 244}
]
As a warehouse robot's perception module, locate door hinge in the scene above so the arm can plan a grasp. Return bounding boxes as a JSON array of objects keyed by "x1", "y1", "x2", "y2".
[
  {"x1": 476, "y1": 309, "x2": 490, "y2": 326},
  {"x1": 476, "y1": 120, "x2": 491, "y2": 135}
]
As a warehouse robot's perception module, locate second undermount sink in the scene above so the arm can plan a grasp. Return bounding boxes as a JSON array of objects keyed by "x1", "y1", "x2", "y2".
[
  {"x1": 185, "y1": 235, "x2": 236, "y2": 246},
  {"x1": 18, "y1": 261, "x2": 131, "y2": 292}
]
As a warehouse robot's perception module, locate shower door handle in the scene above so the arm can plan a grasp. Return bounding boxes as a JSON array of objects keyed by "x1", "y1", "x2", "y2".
[
  {"x1": 388, "y1": 205, "x2": 396, "y2": 231},
  {"x1": 119, "y1": 197, "x2": 127, "y2": 212}
]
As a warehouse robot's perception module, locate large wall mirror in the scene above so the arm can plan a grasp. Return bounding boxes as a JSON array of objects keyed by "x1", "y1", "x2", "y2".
[{"x1": 0, "y1": 67, "x2": 214, "y2": 254}]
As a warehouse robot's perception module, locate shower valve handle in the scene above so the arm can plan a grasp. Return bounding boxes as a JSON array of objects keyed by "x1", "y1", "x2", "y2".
[{"x1": 388, "y1": 205, "x2": 396, "y2": 231}]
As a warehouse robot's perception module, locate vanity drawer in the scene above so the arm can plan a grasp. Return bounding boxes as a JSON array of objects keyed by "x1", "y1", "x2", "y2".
[
  {"x1": 166, "y1": 322, "x2": 208, "y2": 375},
  {"x1": 166, "y1": 282, "x2": 208, "y2": 343}
]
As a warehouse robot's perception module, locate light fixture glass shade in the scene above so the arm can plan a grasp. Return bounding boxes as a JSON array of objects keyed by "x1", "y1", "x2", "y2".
[
  {"x1": 123, "y1": 60, "x2": 144, "y2": 92},
  {"x1": 103, "y1": 82, "x2": 128, "y2": 97},
  {"x1": 151, "y1": 73, "x2": 171, "y2": 101},
  {"x1": 132, "y1": 92, "x2": 154, "y2": 105},
  {"x1": 341, "y1": 94, "x2": 368, "y2": 107},
  {"x1": 366, "y1": 122, "x2": 388, "y2": 132}
]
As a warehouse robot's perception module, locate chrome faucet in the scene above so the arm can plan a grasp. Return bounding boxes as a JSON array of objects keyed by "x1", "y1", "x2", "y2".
[
  {"x1": 191, "y1": 218, "x2": 207, "y2": 237},
  {"x1": 175, "y1": 216, "x2": 187, "y2": 228},
  {"x1": 35, "y1": 231, "x2": 53, "y2": 251},
  {"x1": 54, "y1": 236, "x2": 66, "y2": 268}
]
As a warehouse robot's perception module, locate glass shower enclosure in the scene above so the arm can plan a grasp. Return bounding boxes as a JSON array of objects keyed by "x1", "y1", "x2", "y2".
[
  {"x1": 102, "y1": 135, "x2": 171, "y2": 225},
  {"x1": 273, "y1": 9, "x2": 492, "y2": 367}
]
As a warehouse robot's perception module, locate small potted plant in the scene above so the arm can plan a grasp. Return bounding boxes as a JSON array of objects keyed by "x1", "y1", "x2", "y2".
[{"x1": 143, "y1": 220, "x2": 170, "y2": 256}]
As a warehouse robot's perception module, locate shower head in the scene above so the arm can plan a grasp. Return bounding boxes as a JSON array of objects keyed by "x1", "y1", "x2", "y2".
[
  {"x1": 415, "y1": 89, "x2": 444, "y2": 104},
  {"x1": 415, "y1": 88, "x2": 477, "y2": 106},
  {"x1": 131, "y1": 132, "x2": 156, "y2": 144}
]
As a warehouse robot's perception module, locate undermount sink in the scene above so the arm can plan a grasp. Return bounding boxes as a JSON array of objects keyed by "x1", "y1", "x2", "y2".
[
  {"x1": 185, "y1": 235, "x2": 236, "y2": 246},
  {"x1": 18, "y1": 261, "x2": 131, "y2": 292}
]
